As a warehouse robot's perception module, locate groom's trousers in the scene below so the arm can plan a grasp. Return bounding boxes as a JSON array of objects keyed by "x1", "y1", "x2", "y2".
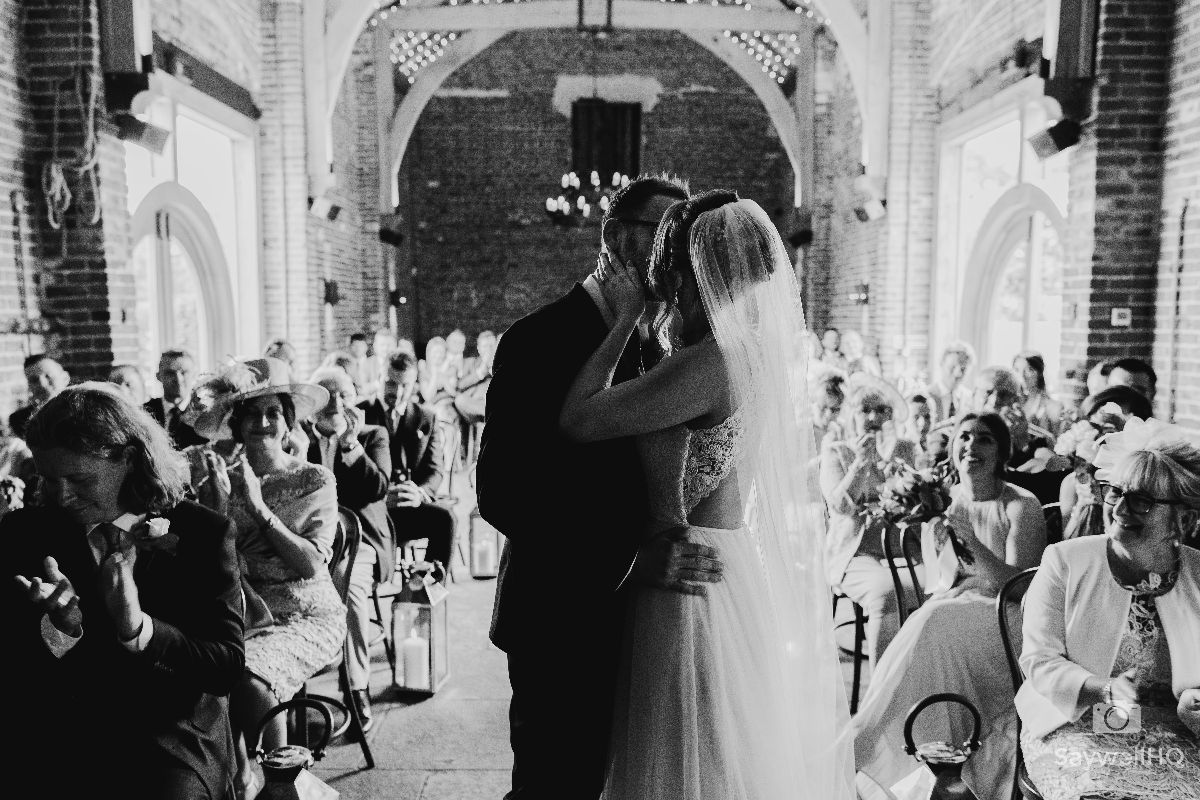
[{"x1": 504, "y1": 630, "x2": 624, "y2": 799}]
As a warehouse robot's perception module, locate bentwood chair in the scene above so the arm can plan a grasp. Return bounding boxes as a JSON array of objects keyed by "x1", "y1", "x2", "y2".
[
  {"x1": 996, "y1": 567, "x2": 1042, "y2": 800},
  {"x1": 1041, "y1": 503, "x2": 1063, "y2": 546},
  {"x1": 292, "y1": 506, "x2": 376, "y2": 768},
  {"x1": 881, "y1": 523, "x2": 925, "y2": 626},
  {"x1": 831, "y1": 588, "x2": 868, "y2": 714}
]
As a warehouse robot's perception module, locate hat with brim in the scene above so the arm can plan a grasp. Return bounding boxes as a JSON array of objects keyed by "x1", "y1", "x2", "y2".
[
  {"x1": 192, "y1": 357, "x2": 329, "y2": 441},
  {"x1": 846, "y1": 372, "x2": 909, "y2": 424}
]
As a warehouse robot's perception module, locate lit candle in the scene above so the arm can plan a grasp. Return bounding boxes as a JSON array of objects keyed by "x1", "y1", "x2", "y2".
[
  {"x1": 570, "y1": 174, "x2": 581, "y2": 189},
  {"x1": 561, "y1": 173, "x2": 569, "y2": 189},
  {"x1": 473, "y1": 537, "x2": 496, "y2": 574},
  {"x1": 612, "y1": 171, "x2": 621, "y2": 187},
  {"x1": 582, "y1": 203, "x2": 591, "y2": 217},
  {"x1": 590, "y1": 170, "x2": 600, "y2": 187},
  {"x1": 576, "y1": 195, "x2": 586, "y2": 210},
  {"x1": 558, "y1": 197, "x2": 569, "y2": 213},
  {"x1": 620, "y1": 175, "x2": 630, "y2": 188},
  {"x1": 599, "y1": 196, "x2": 610, "y2": 211},
  {"x1": 401, "y1": 627, "x2": 430, "y2": 689},
  {"x1": 545, "y1": 197, "x2": 557, "y2": 212}
]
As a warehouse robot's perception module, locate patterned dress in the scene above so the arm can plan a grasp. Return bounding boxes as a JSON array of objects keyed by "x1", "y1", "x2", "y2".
[
  {"x1": 229, "y1": 461, "x2": 346, "y2": 702},
  {"x1": 1022, "y1": 560, "x2": 1200, "y2": 800}
]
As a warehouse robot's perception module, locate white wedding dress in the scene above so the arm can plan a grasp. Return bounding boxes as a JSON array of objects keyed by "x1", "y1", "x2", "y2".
[{"x1": 602, "y1": 199, "x2": 855, "y2": 800}]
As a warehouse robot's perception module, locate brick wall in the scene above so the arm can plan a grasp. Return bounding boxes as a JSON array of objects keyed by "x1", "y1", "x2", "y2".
[
  {"x1": 1153, "y1": 0, "x2": 1200, "y2": 430},
  {"x1": 395, "y1": 28, "x2": 795, "y2": 343},
  {"x1": 1060, "y1": 0, "x2": 1175, "y2": 403},
  {"x1": 0, "y1": 0, "x2": 34, "y2": 422},
  {"x1": 152, "y1": 0, "x2": 262, "y2": 94}
]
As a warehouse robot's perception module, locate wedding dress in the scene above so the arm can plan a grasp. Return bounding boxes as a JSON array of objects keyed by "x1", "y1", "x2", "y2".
[{"x1": 603, "y1": 200, "x2": 855, "y2": 800}]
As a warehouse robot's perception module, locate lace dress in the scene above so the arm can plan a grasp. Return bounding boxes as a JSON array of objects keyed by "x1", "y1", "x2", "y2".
[
  {"x1": 1022, "y1": 562, "x2": 1200, "y2": 800},
  {"x1": 229, "y1": 462, "x2": 346, "y2": 702},
  {"x1": 606, "y1": 408, "x2": 820, "y2": 799}
]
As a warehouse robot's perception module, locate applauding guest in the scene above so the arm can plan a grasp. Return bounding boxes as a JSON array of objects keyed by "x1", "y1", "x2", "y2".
[
  {"x1": 192, "y1": 358, "x2": 344, "y2": 799},
  {"x1": 4, "y1": 383, "x2": 243, "y2": 798},
  {"x1": 307, "y1": 368, "x2": 395, "y2": 731},
  {"x1": 145, "y1": 350, "x2": 208, "y2": 450},
  {"x1": 362, "y1": 351, "x2": 456, "y2": 572},
  {"x1": 1018, "y1": 418, "x2": 1200, "y2": 800},
  {"x1": 853, "y1": 412, "x2": 1047, "y2": 800}
]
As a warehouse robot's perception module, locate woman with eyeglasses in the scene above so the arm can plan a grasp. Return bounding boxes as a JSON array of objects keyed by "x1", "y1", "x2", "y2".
[
  {"x1": 820, "y1": 374, "x2": 919, "y2": 667},
  {"x1": 1018, "y1": 418, "x2": 1200, "y2": 800}
]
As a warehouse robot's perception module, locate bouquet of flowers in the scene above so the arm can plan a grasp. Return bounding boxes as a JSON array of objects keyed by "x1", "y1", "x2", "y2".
[
  {"x1": 864, "y1": 460, "x2": 974, "y2": 567},
  {"x1": 1054, "y1": 415, "x2": 1107, "y2": 476}
]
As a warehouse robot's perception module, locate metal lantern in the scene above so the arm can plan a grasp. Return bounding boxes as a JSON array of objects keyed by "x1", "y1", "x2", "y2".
[
  {"x1": 903, "y1": 693, "x2": 982, "y2": 800},
  {"x1": 468, "y1": 506, "x2": 503, "y2": 579},
  {"x1": 390, "y1": 569, "x2": 450, "y2": 694}
]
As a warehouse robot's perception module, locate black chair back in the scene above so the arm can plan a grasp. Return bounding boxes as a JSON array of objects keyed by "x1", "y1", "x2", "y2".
[
  {"x1": 882, "y1": 523, "x2": 924, "y2": 626},
  {"x1": 996, "y1": 567, "x2": 1043, "y2": 800},
  {"x1": 1041, "y1": 503, "x2": 1063, "y2": 546},
  {"x1": 332, "y1": 506, "x2": 362, "y2": 603}
]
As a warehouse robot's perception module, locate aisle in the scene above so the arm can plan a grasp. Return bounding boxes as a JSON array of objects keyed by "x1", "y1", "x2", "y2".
[{"x1": 311, "y1": 475, "x2": 513, "y2": 799}]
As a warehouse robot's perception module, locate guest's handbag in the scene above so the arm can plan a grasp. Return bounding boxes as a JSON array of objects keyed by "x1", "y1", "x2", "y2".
[
  {"x1": 253, "y1": 698, "x2": 339, "y2": 799},
  {"x1": 903, "y1": 693, "x2": 982, "y2": 800}
]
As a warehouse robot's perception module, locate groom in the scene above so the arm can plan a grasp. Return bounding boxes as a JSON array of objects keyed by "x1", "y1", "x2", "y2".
[{"x1": 479, "y1": 175, "x2": 724, "y2": 799}]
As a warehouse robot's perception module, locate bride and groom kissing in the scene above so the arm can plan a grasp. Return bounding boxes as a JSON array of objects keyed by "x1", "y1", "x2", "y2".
[{"x1": 477, "y1": 176, "x2": 856, "y2": 799}]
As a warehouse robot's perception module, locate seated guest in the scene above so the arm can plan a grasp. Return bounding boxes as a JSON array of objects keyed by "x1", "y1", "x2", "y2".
[
  {"x1": 842, "y1": 329, "x2": 882, "y2": 376},
  {"x1": 1086, "y1": 359, "x2": 1113, "y2": 396},
  {"x1": 1018, "y1": 418, "x2": 1200, "y2": 800},
  {"x1": 191, "y1": 358, "x2": 345, "y2": 799},
  {"x1": 853, "y1": 412, "x2": 1047, "y2": 800},
  {"x1": 9, "y1": 353, "x2": 70, "y2": 439},
  {"x1": 346, "y1": 332, "x2": 371, "y2": 394},
  {"x1": 1058, "y1": 386, "x2": 1152, "y2": 541},
  {"x1": 904, "y1": 393, "x2": 934, "y2": 466},
  {"x1": 3, "y1": 384, "x2": 243, "y2": 798},
  {"x1": 1106, "y1": 356, "x2": 1157, "y2": 403},
  {"x1": 320, "y1": 349, "x2": 355, "y2": 377},
  {"x1": 1013, "y1": 351, "x2": 1065, "y2": 434},
  {"x1": 454, "y1": 329, "x2": 496, "y2": 428},
  {"x1": 971, "y1": 365, "x2": 1066, "y2": 504},
  {"x1": 820, "y1": 374, "x2": 919, "y2": 667},
  {"x1": 144, "y1": 350, "x2": 208, "y2": 449},
  {"x1": 927, "y1": 341, "x2": 975, "y2": 423},
  {"x1": 263, "y1": 338, "x2": 299, "y2": 377},
  {"x1": 307, "y1": 368, "x2": 395, "y2": 732},
  {"x1": 0, "y1": 412, "x2": 31, "y2": 519},
  {"x1": 811, "y1": 370, "x2": 847, "y2": 451},
  {"x1": 362, "y1": 352, "x2": 456, "y2": 572},
  {"x1": 107, "y1": 363, "x2": 148, "y2": 405},
  {"x1": 818, "y1": 326, "x2": 850, "y2": 372}
]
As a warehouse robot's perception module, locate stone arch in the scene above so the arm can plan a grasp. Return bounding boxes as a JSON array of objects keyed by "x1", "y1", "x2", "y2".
[
  {"x1": 324, "y1": 0, "x2": 872, "y2": 182},
  {"x1": 383, "y1": 26, "x2": 807, "y2": 207}
]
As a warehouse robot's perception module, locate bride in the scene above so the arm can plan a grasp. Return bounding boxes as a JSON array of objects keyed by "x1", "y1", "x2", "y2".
[{"x1": 559, "y1": 192, "x2": 855, "y2": 799}]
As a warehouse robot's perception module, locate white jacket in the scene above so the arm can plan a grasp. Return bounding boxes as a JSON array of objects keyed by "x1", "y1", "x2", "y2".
[{"x1": 1016, "y1": 536, "x2": 1200, "y2": 738}]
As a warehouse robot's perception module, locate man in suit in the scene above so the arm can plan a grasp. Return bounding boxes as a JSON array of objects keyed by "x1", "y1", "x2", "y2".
[
  {"x1": 144, "y1": 350, "x2": 208, "y2": 449},
  {"x1": 4, "y1": 383, "x2": 244, "y2": 798},
  {"x1": 478, "y1": 175, "x2": 725, "y2": 800},
  {"x1": 8, "y1": 353, "x2": 70, "y2": 439},
  {"x1": 360, "y1": 351, "x2": 457, "y2": 571},
  {"x1": 307, "y1": 368, "x2": 395, "y2": 732}
]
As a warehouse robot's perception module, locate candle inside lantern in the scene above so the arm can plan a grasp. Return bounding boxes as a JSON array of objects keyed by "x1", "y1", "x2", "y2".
[
  {"x1": 402, "y1": 627, "x2": 430, "y2": 689},
  {"x1": 599, "y1": 196, "x2": 611, "y2": 212},
  {"x1": 473, "y1": 537, "x2": 497, "y2": 575}
]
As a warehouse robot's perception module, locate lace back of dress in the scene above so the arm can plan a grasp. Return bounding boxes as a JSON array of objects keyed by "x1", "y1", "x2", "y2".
[{"x1": 684, "y1": 406, "x2": 745, "y2": 512}]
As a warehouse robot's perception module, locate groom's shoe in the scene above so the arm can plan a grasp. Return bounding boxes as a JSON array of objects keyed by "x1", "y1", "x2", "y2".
[{"x1": 351, "y1": 689, "x2": 374, "y2": 734}]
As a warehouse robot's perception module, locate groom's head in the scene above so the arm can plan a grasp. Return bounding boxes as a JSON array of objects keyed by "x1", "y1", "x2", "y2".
[{"x1": 601, "y1": 174, "x2": 689, "y2": 295}]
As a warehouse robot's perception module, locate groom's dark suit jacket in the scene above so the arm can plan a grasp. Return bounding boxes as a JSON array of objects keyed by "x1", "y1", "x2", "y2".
[
  {"x1": 479, "y1": 283, "x2": 647, "y2": 653},
  {"x1": 2, "y1": 501, "x2": 244, "y2": 798}
]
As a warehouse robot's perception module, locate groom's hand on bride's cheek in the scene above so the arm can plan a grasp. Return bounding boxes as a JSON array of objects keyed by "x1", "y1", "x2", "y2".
[{"x1": 634, "y1": 527, "x2": 724, "y2": 596}]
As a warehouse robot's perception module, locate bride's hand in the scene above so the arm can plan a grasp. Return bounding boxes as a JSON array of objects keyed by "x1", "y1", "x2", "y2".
[{"x1": 598, "y1": 250, "x2": 646, "y2": 322}]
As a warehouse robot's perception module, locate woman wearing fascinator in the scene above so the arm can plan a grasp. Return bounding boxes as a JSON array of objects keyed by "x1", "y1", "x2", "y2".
[
  {"x1": 191, "y1": 357, "x2": 344, "y2": 800},
  {"x1": 1018, "y1": 417, "x2": 1200, "y2": 800},
  {"x1": 558, "y1": 192, "x2": 854, "y2": 799}
]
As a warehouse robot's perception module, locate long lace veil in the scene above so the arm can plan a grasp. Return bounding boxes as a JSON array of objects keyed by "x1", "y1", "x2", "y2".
[{"x1": 690, "y1": 199, "x2": 856, "y2": 797}]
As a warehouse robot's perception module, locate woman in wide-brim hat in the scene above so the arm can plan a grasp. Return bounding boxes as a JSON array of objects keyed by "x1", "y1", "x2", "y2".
[{"x1": 191, "y1": 357, "x2": 345, "y2": 800}]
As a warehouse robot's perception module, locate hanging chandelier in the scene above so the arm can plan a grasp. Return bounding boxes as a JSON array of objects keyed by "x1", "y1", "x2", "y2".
[{"x1": 544, "y1": 170, "x2": 630, "y2": 226}]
